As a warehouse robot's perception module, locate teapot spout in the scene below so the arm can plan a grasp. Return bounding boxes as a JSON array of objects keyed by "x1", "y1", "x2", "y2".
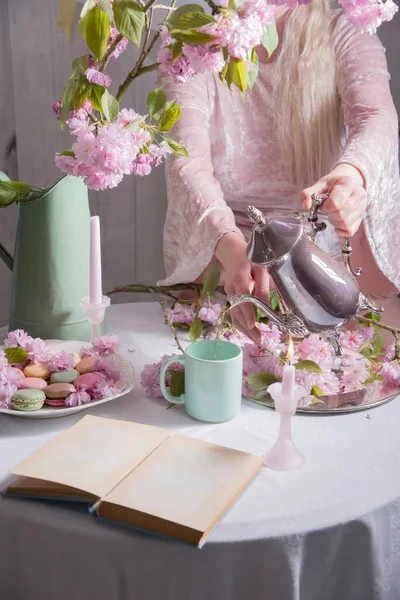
[{"x1": 227, "y1": 294, "x2": 309, "y2": 338}]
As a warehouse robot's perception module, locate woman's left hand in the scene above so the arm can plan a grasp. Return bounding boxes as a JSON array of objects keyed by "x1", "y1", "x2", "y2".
[{"x1": 300, "y1": 164, "x2": 367, "y2": 237}]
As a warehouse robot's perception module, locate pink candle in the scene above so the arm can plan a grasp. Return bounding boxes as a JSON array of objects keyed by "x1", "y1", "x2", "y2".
[
  {"x1": 281, "y1": 338, "x2": 295, "y2": 398},
  {"x1": 90, "y1": 216, "x2": 102, "y2": 305}
]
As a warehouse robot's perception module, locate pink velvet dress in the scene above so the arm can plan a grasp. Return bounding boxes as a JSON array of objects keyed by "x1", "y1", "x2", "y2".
[{"x1": 160, "y1": 13, "x2": 400, "y2": 293}]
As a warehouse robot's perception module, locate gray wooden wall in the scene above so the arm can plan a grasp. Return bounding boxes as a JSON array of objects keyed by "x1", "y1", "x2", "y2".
[{"x1": 0, "y1": 0, "x2": 399, "y2": 326}]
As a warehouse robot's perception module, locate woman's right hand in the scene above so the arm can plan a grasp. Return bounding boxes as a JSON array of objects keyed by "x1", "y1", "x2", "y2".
[{"x1": 215, "y1": 232, "x2": 270, "y2": 345}]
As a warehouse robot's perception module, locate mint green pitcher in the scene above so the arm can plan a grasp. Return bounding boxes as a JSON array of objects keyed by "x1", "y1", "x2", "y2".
[{"x1": 0, "y1": 172, "x2": 91, "y2": 341}]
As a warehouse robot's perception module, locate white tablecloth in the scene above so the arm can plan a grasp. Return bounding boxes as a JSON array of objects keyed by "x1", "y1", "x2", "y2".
[{"x1": 1, "y1": 303, "x2": 400, "y2": 600}]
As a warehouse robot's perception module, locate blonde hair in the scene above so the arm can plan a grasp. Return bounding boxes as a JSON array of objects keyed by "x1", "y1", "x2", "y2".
[{"x1": 275, "y1": 0, "x2": 343, "y2": 193}]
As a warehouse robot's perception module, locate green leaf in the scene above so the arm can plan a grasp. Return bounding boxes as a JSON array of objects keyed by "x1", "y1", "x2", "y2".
[
  {"x1": 228, "y1": 0, "x2": 236, "y2": 9},
  {"x1": 294, "y1": 360, "x2": 323, "y2": 373},
  {"x1": 201, "y1": 263, "x2": 220, "y2": 298},
  {"x1": 255, "y1": 390, "x2": 272, "y2": 403},
  {"x1": 247, "y1": 49, "x2": 259, "y2": 91},
  {"x1": 147, "y1": 87, "x2": 167, "y2": 117},
  {"x1": 98, "y1": 0, "x2": 114, "y2": 20},
  {"x1": 311, "y1": 385, "x2": 323, "y2": 396},
  {"x1": 262, "y1": 21, "x2": 278, "y2": 59},
  {"x1": 269, "y1": 289, "x2": 280, "y2": 312},
  {"x1": 60, "y1": 76, "x2": 77, "y2": 128},
  {"x1": 159, "y1": 106, "x2": 181, "y2": 132},
  {"x1": 364, "y1": 312, "x2": 382, "y2": 322},
  {"x1": 87, "y1": 83, "x2": 106, "y2": 112},
  {"x1": 310, "y1": 397, "x2": 325, "y2": 406},
  {"x1": 165, "y1": 138, "x2": 189, "y2": 157},
  {"x1": 80, "y1": 5, "x2": 110, "y2": 60},
  {"x1": 169, "y1": 369, "x2": 185, "y2": 397},
  {"x1": 58, "y1": 150, "x2": 75, "y2": 157},
  {"x1": 360, "y1": 347, "x2": 375, "y2": 359},
  {"x1": 173, "y1": 30, "x2": 216, "y2": 46},
  {"x1": 125, "y1": 115, "x2": 147, "y2": 131},
  {"x1": 5, "y1": 347, "x2": 29, "y2": 364},
  {"x1": 245, "y1": 372, "x2": 277, "y2": 392},
  {"x1": 113, "y1": 0, "x2": 144, "y2": 46},
  {"x1": 0, "y1": 181, "x2": 32, "y2": 207},
  {"x1": 189, "y1": 316, "x2": 203, "y2": 342},
  {"x1": 170, "y1": 11, "x2": 215, "y2": 31},
  {"x1": 101, "y1": 89, "x2": 119, "y2": 121},
  {"x1": 229, "y1": 58, "x2": 247, "y2": 94},
  {"x1": 72, "y1": 55, "x2": 89, "y2": 73},
  {"x1": 170, "y1": 41, "x2": 183, "y2": 64},
  {"x1": 167, "y1": 4, "x2": 205, "y2": 28}
]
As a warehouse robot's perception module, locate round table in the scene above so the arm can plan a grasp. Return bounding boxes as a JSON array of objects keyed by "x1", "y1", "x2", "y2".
[{"x1": 1, "y1": 303, "x2": 400, "y2": 600}]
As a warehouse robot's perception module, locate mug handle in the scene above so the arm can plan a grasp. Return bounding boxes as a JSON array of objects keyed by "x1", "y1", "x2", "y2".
[{"x1": 160, "y1": 355, "x2": 185, "y2": 405}]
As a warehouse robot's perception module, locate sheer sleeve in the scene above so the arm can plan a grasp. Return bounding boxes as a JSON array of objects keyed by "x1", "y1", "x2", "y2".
[
  {"x1": 333, "y1": 15, "x2": 400, "y2": 288},
  {"x1": 158, "y1": 74, "x2": 242, "y2": 285}
]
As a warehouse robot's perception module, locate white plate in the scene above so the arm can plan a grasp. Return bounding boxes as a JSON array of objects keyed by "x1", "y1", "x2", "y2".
[{"x1": 0, "y1": 340, "x2": 135, "y2": 419}]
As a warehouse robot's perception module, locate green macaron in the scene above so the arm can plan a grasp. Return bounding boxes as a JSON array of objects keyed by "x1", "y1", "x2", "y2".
[
  {"x1": 11, "y1": 388, "x2": 46, "y2": 411},
  {"x1": 50, "y1": 369, "x2": 79, "y2": 384}
]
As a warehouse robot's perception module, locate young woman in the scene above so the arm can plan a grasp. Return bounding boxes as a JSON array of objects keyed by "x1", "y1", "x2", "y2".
[{"x1": 160, "y1": 1, "x2": 400, "y2": 343}]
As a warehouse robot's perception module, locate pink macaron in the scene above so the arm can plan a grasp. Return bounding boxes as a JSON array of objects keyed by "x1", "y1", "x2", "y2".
[
  {"x1": 44, "y1": 398, "x2": 66, "y2": 407},
  {"x1": 20, "y1": 377, "x2": 47, "y2": 391},
  {"x1": 74, "y1": 372, "x2": 104, "y2": 393}
]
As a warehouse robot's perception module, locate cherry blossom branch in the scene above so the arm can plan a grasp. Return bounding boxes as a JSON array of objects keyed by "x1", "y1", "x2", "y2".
[
  {"x1": 152, "y1": 290, "x2": 185, "y2": 353},
  {"x1": 355, "y1": 313, "x2": 400, "y2": 359},
  {"x1": 99, "y1": 34, "x2": 124, "y2": 72},
  {"x1": 107, "y1": 283, "x2": 205, "y2": 296},
  {"x1": 116, "y1": 0, "x2": 177, "y2": 102}
]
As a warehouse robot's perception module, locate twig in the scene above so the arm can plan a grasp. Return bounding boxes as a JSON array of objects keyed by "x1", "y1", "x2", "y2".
[
  {"x1": 116, "y1": 0, "x2": 177, "y2": 102},
  {"x1": 152, "y1": 290, "x2": 185, "y2": 353},
  {"x1": 205, "y1": 0, "x2": 219, "y2": 13},
  {"x1": 99, "y1": 34, "x2": 123, "y2": 72},
  {"x1": 355, "y1": 313, "x2": 400, "y2": 359},
  {"x1": 107, "y1": 283, "x2": 204, "y2": 296},
  {"x1": 143, "y1": 0, "x2": 158, "y2": 12}
]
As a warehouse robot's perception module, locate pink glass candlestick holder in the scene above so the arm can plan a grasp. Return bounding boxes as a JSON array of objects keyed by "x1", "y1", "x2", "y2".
[
  {"x1": 263, "y1": 381, "x2": 306, "y2": 471},
  {"x1": 80, "y1": 296, "x2": 110, "y2": 344}
]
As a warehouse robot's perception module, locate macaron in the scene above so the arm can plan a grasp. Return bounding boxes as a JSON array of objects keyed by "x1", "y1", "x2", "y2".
[
  {"x1": 74, "y1": 372, "x2": 104, "y2": 393},
  {"x1": 50, "y1": 369, "x2": 79, "y2": 384},
  {"x1": 44, "y1": 398, "x2": 66, "y2": 407},
  {"x1": 11, "y1": 389, "x2": 45, "y2": 411},
  {"x1": 20, "y1": 377, "x2": 47, "y2": 391},
  {"x1": 76, "y1": 356, "x2": 97, "y2": 374},
  {"x1": 24, "y1": 363, "x2": 51, "y2": 379},
  {"x1": 45, "y1": 383, "x2": 75, "y2": 399}
]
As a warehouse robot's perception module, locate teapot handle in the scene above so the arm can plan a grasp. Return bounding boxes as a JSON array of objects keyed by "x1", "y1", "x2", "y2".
[{"x1": 308, "y1": 193, "x2": 362, "y2": 278}]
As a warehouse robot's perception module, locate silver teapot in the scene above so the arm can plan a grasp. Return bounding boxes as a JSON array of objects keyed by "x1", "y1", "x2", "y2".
[{"x1": 228, "y1": 194, "x2": 383, "y2": 355}]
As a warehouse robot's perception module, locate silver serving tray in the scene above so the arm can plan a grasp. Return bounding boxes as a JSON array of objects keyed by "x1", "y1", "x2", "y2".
[{"x1": 244, "y1": 381, "x2": 400, "y2": 414}]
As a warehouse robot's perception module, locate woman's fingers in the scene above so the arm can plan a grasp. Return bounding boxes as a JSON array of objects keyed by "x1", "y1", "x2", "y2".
[{"x1": 253, "y1": 265, "x2": 270, "y2": 303}]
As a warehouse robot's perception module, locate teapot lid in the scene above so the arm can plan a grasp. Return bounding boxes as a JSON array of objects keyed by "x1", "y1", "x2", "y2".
[{"x1": 246, "y1": 207, "x2": 303, "y2": 265}]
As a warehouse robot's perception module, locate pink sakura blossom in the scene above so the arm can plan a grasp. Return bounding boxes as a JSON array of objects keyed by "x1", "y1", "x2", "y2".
[
  {"x1": 339, "y1": 356, "x2": 370, "y2": 392},
  {"x1": 182, "y1": 44, "x2": 225, "y2": 76},
  {"x1": 298, "y1": 334, "x2": 334, "y2": 371},
  {"x1": 296, "y1": 370, "x2": 340, "y2": 396},
  {"x1": 141, "y1": 354, "x2": 184, "y2": 398},
  {"x1": 157, "y1": 27, "x2": 195, "y2": 84},
  {"x1": 108, "y1": 27, "x2": 129, "y2": 59},
  {"x1": 167, "y1": 303, "x2": 196, "y2": 326},
  {"x1": 358, "y1": 326, "x2": 374, "y2": 342},
  {"x1": 25, "y1": 338, "x2": 52, "y2": 364},
  {"x1": 0, "y1": 366, "x2": 24, "y2": 409},
  {"x1": 93, "y1": 334, "x2": 120, "y2": 356},
  {"x1": 132, "y1": 154, "x2": 153, "y2": 176},
  {"x1": 384, "y1": 343, "x2": 396, "y2": 362},
  {"x1": 47, "y1": 351, "x2": 76, "y2": 372},
  {"x1": 117, "y1": 108, "x2": 141, "y2": 127},
  {"x1": 243, "y1": 0, "x2": 276, "y2": 26},
  {"x1": 4, "y1": 329, "x2": 33, "y2": 350},
  {"x1": 198, "y1": 301, "x2": 222, "y2": 325},
  {"x1": 52, "y1": 101, "x2": 62, "y2": 119},
  {"x1": 65, "y1": 388, "x2": 92, "y2": 407},
  {"x1": 0, "y1": 350, "x2": 8, "y2": 369},
  {"x1": 91, "y1": 378, "x2": 120, "y2": 400},
  {"x1": 340, "y1": 0, "x2": 398, "y2": 34},
  {"x1": 2, "y1": 366, "x2": 24, "y2": 388},
  {"x1": 80, "y1": 346, "x2": 97, "y2": 359},
  {"x1": 340, "y1": 329, "x2": 365, "y2": 352},
  {"x1": 149, "y1": 142, "x2": 173, "y2": 167},
  {"x1": 380, "y1": 361, "x2": 400, "y2": 387},
  {"x1": 85, "y1": 68, "x2": 111, "y2": 88},
  {"x1": 93, "y1": 357, "x2": 120, "y2": 382}
]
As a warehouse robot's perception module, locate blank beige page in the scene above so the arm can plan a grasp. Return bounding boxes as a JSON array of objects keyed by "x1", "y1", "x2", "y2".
[
  {"x1": 10, "y1": 415, "x2": 171, "y2": 498},
  {"x1": 103, "y1": 434, "x2": 263, "y2": 533}
]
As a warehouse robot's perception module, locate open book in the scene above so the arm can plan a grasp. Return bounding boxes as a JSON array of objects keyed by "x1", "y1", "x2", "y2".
[{"x1": 5, "y1": 415, "x2": 263, "y2": 547}]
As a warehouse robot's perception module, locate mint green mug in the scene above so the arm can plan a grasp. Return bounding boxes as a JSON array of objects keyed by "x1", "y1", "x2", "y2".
[{"x1": 160, "y1": 340, "x2": 243, "y2": 423}]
